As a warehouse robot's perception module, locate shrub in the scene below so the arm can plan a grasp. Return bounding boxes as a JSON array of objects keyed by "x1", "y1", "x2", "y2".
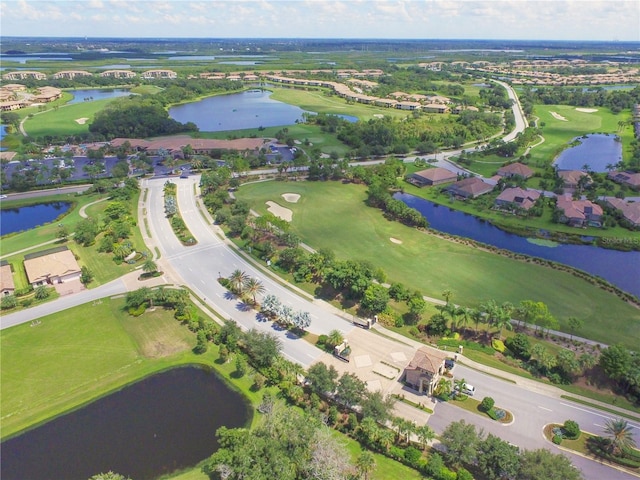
[
  {"x1": 404, "y1": 446, "x2": 422, "y2": 466},
  {"x1": 491, "y1": 338, "x2": 506, "y2": 353},
  {"x1": 553, "y1": 434, "x2": 563, "y2": 444},
  {"x1": 480, "y1": 396, "x2": 495, "y2": 412},
  {"x1": 563, "y1": 420, "x2": 581, "y2": 440},
  {"x1": 128, "y1": 305, "x2": 146, "y2": 317},
  {"x1": 456, "y1": 467, "x2": 474, "y2": 480},
  {"x1": 1, "y1": 295, "x2": 18, "y2": 310},
  {"x1": 504, "y1": 333, "x2": 532, "y2": 360},
  {"x1": 317, "y1": 334, "x2": 328, "y2": 346},
  {"x1": 409, "y1": 326, "x2": 420, "y2": 337},
  {"x1": 394, "y1": 316, "x2": 405, "y2": 328}
]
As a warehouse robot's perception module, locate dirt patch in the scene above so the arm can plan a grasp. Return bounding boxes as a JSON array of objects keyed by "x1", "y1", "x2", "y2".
[
  {"x1": 549, "y1": 111, "x2": 568, "y2": 121},
  {"x1": 390, "y1": 237, "x2": 403, "y2": 244},
  {"x1": 282, "y1": 193, "x2": 301, "y2": 203},
  {"x1": 266, "y1": 201, "x2": 292, "y2": 222},
  {"x1": 75, "y1": 117, "x2": 89, "y2": 125},
  {"x1": 575, "y1": 108, "x2": 598, "y2": 113}
]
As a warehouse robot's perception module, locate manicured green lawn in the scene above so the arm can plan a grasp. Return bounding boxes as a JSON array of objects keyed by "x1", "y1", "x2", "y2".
[
  {"x1": 22, "y1": 98, "x2": 116, "y2": 137},
  {"x1": 235, "y1": 180, "x2": 640, "y2": 349}
]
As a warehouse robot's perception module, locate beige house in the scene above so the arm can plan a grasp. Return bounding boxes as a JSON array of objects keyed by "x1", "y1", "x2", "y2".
[
  {"x1": 556, "y1": 194, "x2": 603, "y2": 227},
  {"x1": 495, "y1": 187, "x2": 541, "y2": 212},
  {"x1": 410, "y1": 168, "x2": 457, "y2": 187},
  {"x1": 605, "y1": 198, "x2": 640, "y2": 228},
  {"x1": 2, "y1": 71, "x2": 46, "y2": 80},
  {"x1": 444, "y1": 177, "x2": 494, "y2": 199},
  {"x1": 0, "y1": 261, "x2": 15, "y2": 296},
  {"x1": 497, "y1": 162, "x2": 534, "y2": 179},
  {"x1": 403, "y1": 347, "x2": 448, "y2": 395},
  {"x1": 23, "y1": 247, "x2": 82, "y2": 287}
]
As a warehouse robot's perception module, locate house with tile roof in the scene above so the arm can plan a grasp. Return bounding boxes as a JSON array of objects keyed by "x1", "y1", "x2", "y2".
[
  {"x1": 410, "y1": 168, "x2": 457, "y2": 187},
  {"x1": 497, "y1": 162, "x2": 534, "y2": 180},
  {"x1": 0, "y1": 261, "x2": 15, "y2": 296},
  {"x1": 605, "y1": 198, "x2": 640, "y2": 228},
  {"x1": 444, "y1": 176, "x2": 494, "y2": 199},
  {"x1": 403, "y1": 347, "x2": 449, "y2": 395},
  {"x1": 556, "y1": 194, "x2": 603, "y2": 227},
  {"x1": 23, "y1": 247, "x2": 82, "y2": 287},
  {"x1": 495, "y1": 187, "x2": 541, "y2": 213},
  {"x1": 608, "y1": 171, "x2": 640, "y2": 191}
]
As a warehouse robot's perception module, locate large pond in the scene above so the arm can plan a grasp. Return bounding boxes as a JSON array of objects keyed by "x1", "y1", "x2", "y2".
[
  {"x1": 1, "y1": 366, "x2": 251, "y2": 480},
  {"x1": 553, "y1": 134, "x2": 622, "y2": 172},
  {"x1": 395, "y1": 193, "x2": 640, "y2": 298},
  {"x1": 169, "y1": 89, "x2": 356, "y2": 132},
  {"x1": 67, "y1": 88, "x2": 132, "y2": 104},
  {"x1": 1, "y1": 202, "x2": 72, "y2": 235}
]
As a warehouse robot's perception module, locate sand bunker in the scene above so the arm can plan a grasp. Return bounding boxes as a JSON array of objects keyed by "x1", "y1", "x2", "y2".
[
  {"x1": 549, "y1": 111, "x2": 568, "y2": 121},
  {"x1": 75, "y1": 117, "x2": 89, "y2": 124},
  {"x1": 373, "y1": 114, "x2": 384, "y2": 118},
  {"x1": 266, "y1": 201, "x2": 292, "y2": 222},
  {"x1": 282, "y1": 193, "x2": 301, "y2": 203},
  {"x1": 390, "y1": 237, "x2": 403, "y2": 244},
  {"x1": 575, "y1": 108, "x2": 598, "y2": 113}
]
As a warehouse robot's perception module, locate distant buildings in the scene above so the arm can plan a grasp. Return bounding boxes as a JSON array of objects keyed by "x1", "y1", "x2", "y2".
[
  {"x1": 52, "y1": 70, "x2": 92, "y2": 80},
  {"x1": 141, "y1": 69, "x2": 177, "y2": 79},
  {"x1": 2, "y1": 71, "x2": 46, "y2": 81}
]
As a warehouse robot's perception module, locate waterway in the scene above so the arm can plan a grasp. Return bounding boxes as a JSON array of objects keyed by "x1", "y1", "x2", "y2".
[
  {"x1": 0, "y1": 366, "x2": 251, "y2": 480},
  {"x1": 395, "y1": 193, "x2": 640, "y2": 298},
  {"x1": 169, "y1": 89, "x2": 357, "y2": 132},
  {"x1": 0, "y1": 202, "x2": 72, "y2": 236},
  {"x1": 553, "y1": 134, "x2": 622, "y2": 172}
]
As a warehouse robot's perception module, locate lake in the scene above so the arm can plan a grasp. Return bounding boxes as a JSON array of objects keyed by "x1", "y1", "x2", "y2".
[
  {"x1": 395, "y1": 193, "x2": 640, "y2": 298},
  {"x1": 169, "y1": 89, "x2": 356, "y2": 132},
  {"x1": 553, "y1": 134, "x2": 622, "y2": 172},
  {"x1": 0, "y1": 366, "x2": 252, "y2": 480},
  {"x1": 1, "y1": 202, "x2": 72, "y2": 235},
  {"x1": 67, "y1": 88, "x2": 132, "y2": 104}
]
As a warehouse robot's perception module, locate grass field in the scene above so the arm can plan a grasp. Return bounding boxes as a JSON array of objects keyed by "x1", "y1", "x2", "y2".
[
  {"x1": 22, "y1": 98, "x2": 117, "y2": 137},
  {"x1": 235, "y1": 180, "x2": 640, "y2": 349}
]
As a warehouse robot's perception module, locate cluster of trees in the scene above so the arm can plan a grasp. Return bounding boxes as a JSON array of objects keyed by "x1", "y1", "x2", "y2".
[
  {"x1": 89, "y1": 96, "x2": 198, "y2": 138},
  {"x1": 598, "y1": 344, "x2": 640, "y2": 405},
  {"x1": 440, "y1": 420, "x2": 582, "y2": 480},
  {"x1": 260, "y1": 294, "x2": 311, "y2": 331},
  {"x1": 520, "y1": 85, "x2": 640, "y2": 114},
  {"x1": 74, "y1": 179, "x2": 141, "y2": 263}
]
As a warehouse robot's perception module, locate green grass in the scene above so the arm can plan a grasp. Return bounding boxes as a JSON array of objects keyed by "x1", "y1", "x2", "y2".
[
  {"x1": 22, "y1": 97, "x2": 116, "y2": 137},
  {"x1": 235, "y1": 180, "x2": 640, "y2": 349}
]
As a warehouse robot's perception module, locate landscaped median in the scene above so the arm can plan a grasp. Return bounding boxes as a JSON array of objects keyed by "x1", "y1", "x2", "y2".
[
  {"x1": 163, "y1": 181, "x2": 197, "y2": 246},
  {"x1": 448, "y1": 393, "x2": 514, "y2": 425},
  {"x1": 544, "y1": 420, "x2": 640, "y2": 476}
]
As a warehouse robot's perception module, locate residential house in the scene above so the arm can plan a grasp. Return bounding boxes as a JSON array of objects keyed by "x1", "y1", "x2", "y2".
[
  {"x1": 495, "y1": 187, "x2": 541, "y2": 212},
  {"x1": 556, "y1": 194, "x2": 603, "y2": 227},
  {"x1": 422, "y1": 103, "x2": 449, "y2": 114},
  {"x1": 444, "y1": 176, "x2": 494, "y2": 199},
  {"x1": 23, "y1": 247, "x2": 82, "y2": 287},
  {"x1": 605, "y1": 198, "x2": 640, "y2": 228},
  {"x1": 410, "y1": 168, "x2": 457, "y2": 187},
  {"x1": 497, "y1": 162, "x2": 534, "y2": 180},
  {"x1": 2, "y1": 71, "x2": 47, "y2": 81},
  {"x1": 403, "y1": 347, "x2": 449, "y2": 395},
  {"x1": 0, "y1": 261, "x2": 15, "y2": 296},
  {"x1": 33, "y1": 87, "x2": 62, "y2": 103},
  {"x1": 608, "y1": 171, "x2": 640, "y2": 191},
  {"x1": 558, "y1": 170, "x2": 591, "y2": 191}
]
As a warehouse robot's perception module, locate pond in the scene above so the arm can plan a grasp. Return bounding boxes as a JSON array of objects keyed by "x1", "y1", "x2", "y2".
[
  {"x1": 169, "y1": 89, "x2": 356, "y2": 132},
  {"x1": 553, "y1": 134, "x2": 622, "y2": 173},
  {"x1": 0, "y1": 366, "x2": 252, "y2": 480},
  {"x1": 1, "y1": 202, "x2": 72, "y2": 235},
  {"x1": 67, "y1": 88, "x2": 132, "y2": 104},
  {"x1": 394, "y1": 193, "x2": 640, "y2": 298}
]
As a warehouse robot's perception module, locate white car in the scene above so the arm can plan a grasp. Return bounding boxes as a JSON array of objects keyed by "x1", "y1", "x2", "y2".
[{"x1": 455, "y1": 382, "x2": 476, "y2": 396}]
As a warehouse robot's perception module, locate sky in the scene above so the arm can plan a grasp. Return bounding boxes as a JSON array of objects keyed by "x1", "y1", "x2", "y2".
[{"x1": 0, "y1": 0, "x2": 638, "y2": 41}]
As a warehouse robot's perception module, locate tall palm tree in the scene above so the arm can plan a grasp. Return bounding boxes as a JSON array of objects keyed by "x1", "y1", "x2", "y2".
[
  {"x1": 604, "y1": 418, "x2": 637, "y2": 456},
  {"x1": 356, "y1": 451, "x2": 376, "y2": 480},
  {"x1": 142, "y1": 258, "x2": 158, "y2": 275},
  {"x1": 416, "y1": 424, "x2": 436, "y2": 451},
  {"x1": 457, "y1": 307, "x2": 474, "y2": 334},
  {"x1": 243, "y1": 277, "x2": 265, "y2": 304},
  {"x1": 359, "y1": 417, "x2": 379, "y2": 445},
  {"x1": 377, "y1": 428, "x2": 395, "y2": 452},
  {"x1": 228, "y1": 269, "x2": 248, "y2": 295}
]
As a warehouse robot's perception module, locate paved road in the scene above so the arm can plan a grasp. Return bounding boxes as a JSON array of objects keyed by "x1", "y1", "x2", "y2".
[{"x1": 0, "y1": 185, "x2": 92, "y2": 201}]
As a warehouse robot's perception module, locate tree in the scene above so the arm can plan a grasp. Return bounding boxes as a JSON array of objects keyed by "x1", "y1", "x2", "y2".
[
  {"x1": 74, "y1": 218, "x2": 99, "y2": 246},
  {"x1": 80, "y1": 266, "x2": 94, "y2": 285},
  {"x1": 88, "y1": 472, "x2": 131, "y2": 480},
  {"x1": 142, "y1": 258, "x2": 158, "y2": 275},
  {"x1": 433, "y1": 377, "x2": 452, "y2": 398},
  {"x1": 360, "y1": 390, "x2": 395, "y2": 423},
  {"x1": 34, "y1": 285, "x2": 50, "y2": 300},
  {"x1": 477, "y1": 434, "x2": 519, "y2": 480},
  {"x1": 480, "y1": 396, "x2": 495, "y2": 412},
  {"x1": 440, "y1": 420, "x2": 482, "y2": 467},
  {"x1": 360, "y1": 283, "x2": 389, "y2": 314},
  {"x1": 243, "y1": 277, "x2": 265, "y2": 304},
  {"x1": 356, "y1": 450, "x2": 376, "y2": 480},
  {"x1": 407, "y1": 294, "x2": 427, "y2": 323},
  {"x1": 234, "y1": 355, "x2": 247, "y2": 377},
  {"x1": 599, "y1": 344, "x2": 631, "y2": 382},
  {"x1": 243, "y1": 329, "x2": 282, "y2": 368},
  {"x1": 415, "y1": 424, "x2": 435, "y2": 451},
  {"x1": 336, "y1": 372, "x2": 366, "y2": 409},
  {"x1": 56, "y1": 224, "x2": 69, "y2": 242},
  {"x1": 604, "y1": 418, "x2": 637, "y2": 456},
  {"x1": 327, "y1": 329, "x2": 344, "y2": 348},
  {"x1": 567, "y1": 316, "x2": 583, "y2": 340},
  {"x1": 228, "y1": 269, "x2": 248, "y2": 295},
  {"x1": 518, "y1": 449, "x2": 584, "y2": 480},
  {"x1": 307, "y1": 362, "x2": 339, "y2": 395}
]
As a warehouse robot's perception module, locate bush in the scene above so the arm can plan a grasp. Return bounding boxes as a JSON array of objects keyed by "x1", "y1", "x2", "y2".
[
  {"x1": 562, "y1": 420, "x2": 581, "y2": 440},
  {"x1": 480, "y1": 396, "x2": 495, "y2": 412},
  {"x1": 553, "y1": 434, "x2": 563, "y2": 444},
  {"x1": 456, "y1": 467, "x2": 474, "y2": 480},
  {"x1": 404, "y1": 446, "x2": 422, "y2": 466},
  {"x1": 317, "y1": 334, "x2": 328, "y2": 346},
  {"x1": 394, "y1": 316, "x2": 405, "y2": 328},
  {"x1": 504, "y1": 333, "x2": 532, "y2": 360},
  {"x1": 1, "y1": 295, "x2": 18, "y2": 310},
  {"x1": 128, "y1": 305, "x2": 146, "y2": 317},
  {"x1": 491, "y1": 338, "x2": 506, "y2": 353}
]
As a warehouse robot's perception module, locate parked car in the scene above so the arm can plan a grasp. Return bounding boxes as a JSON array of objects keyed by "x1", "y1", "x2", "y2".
[{"x1": 455, "y1": 383, "x2": 476, "y2": 396}]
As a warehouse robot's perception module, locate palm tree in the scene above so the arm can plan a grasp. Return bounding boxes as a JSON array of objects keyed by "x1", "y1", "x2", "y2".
[
  {"x1": 454, "y1": 377, "x2": 467, "y2": 395},
  {"x1": 471, "y1": 308, "x2": 485, "y2": 334},
  {"x1": 359, "y1": 417, "x2": 379, "y2": 445},
  {"x1": 377, "y1": 428, "x2": 395, "y2": 452},
  {"x1": 416, "y1": 424, "x2": 436, "y2": 451},
  {"x1": 228, "y1": 269, "x2": 248, "y2": 295},
  {"x1": 434, "y1": 377, "x2": 452, "y2": 398},
  {"x1": 442, "y1": 289, "x2": 453, "y2": 304},
  {"x1": 356, "y1": 451, "x2": 376, "y2": 480},
  {"x1": 243, "y1": 277, "x2": 265, "y2": 304},
  {"x1": 604, "y1": 418, "x2": 637, "y2": 456},
  {"x1": 142, "y1": 258, "x2": 158, "y2": 275},
  {"x1": 457, "y1": 307, "x2": 474, "y2": 334},
  {"x1": 328, "y1": 329, "x2": 344, "y2": 348},
  {"x1": 494, "y1": 303, "x2": 514, "y2": 338}
]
